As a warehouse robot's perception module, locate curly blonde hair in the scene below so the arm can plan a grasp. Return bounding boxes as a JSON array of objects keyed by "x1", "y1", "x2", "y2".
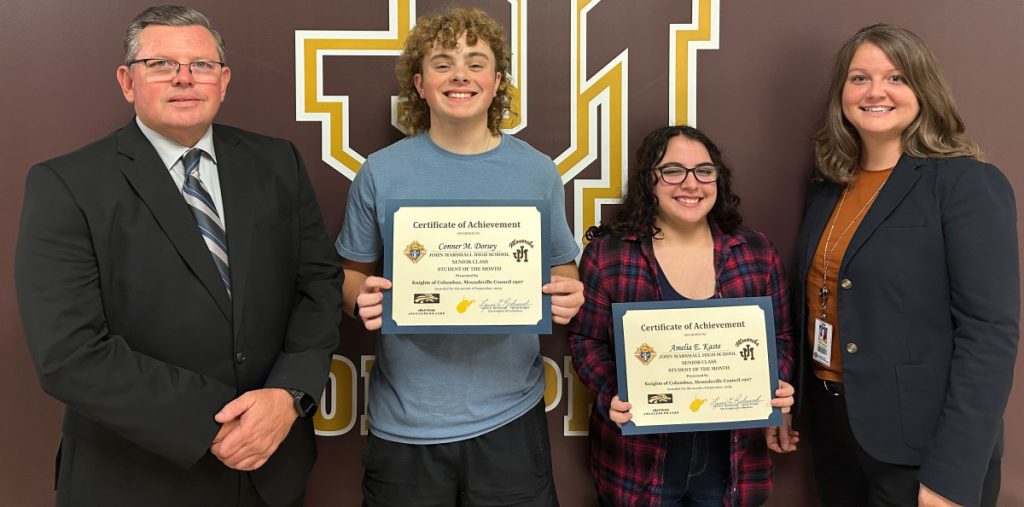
[
  {"x1": 814, "y1": 24, "x2": 980, "y2": 184},
  {"x1": 395, "y1": 7, "x2": 512, "y2": 135}
]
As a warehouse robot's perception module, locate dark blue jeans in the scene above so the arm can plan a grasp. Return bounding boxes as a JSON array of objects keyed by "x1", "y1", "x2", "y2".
[{"x1": 660, "y1": 431, "x2": 730, "y2": 506}]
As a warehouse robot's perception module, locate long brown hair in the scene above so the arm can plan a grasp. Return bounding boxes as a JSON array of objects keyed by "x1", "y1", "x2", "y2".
[
  {"x1": 814, "y1": 23, "x2": 980, "y2": 183},
  {"x1": 394, "y1": 7, "x2": 512, "y2": 136}
]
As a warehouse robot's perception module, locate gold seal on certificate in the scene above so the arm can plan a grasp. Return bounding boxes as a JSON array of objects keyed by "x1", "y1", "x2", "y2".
[
  {"x1": 613, "y1": 297, "x2": 781, "y2": 435},
  {"x1": 382, "y1": 200, "x2": 552, "y2": 334}
]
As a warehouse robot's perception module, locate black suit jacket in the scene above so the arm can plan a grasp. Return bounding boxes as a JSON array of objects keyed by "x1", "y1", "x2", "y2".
[
  {"x1": 794, "y1": 154, "x2": 1019, "y2": 506},
  {"x1": 15, "y1": 120, "x2": 342, "y2": 506}
]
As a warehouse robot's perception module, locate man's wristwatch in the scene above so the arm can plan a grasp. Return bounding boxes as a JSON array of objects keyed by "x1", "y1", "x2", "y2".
[{"x1": 285, "y1": 388, "x2": 317, "y2": 418}]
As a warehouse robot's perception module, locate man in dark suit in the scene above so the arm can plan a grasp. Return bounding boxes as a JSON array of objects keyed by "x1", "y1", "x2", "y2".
[{"x1": 14, "y1": 5, "x2": 342, "y2": 506}]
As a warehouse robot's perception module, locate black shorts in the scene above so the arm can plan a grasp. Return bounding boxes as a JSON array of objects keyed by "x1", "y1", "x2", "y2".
[{"x1": 362, "y1": 401, "x2": 558, "y2": 506}]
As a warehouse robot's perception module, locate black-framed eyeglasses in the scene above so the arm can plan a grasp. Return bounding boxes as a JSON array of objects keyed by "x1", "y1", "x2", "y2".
[
  {"x1": 128, "y1": 59, "x2": 227, "y2": 83},
  {"x1": 654, "y1": 163, "x2": 719, "y2": 184}
]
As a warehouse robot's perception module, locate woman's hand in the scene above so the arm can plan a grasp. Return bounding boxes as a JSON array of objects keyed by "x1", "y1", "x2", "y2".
[
  {"x1": 765, "y1": 380, "x2": 799, "y2": 452},
  {"x1": 770, "y1": 379, "x2": 795, "y2": 414},
  {"x1": 609, "y1": 395, "x2": 632, "y2": 428},
  {"x1": 919, "y1": 484, "x2": 960, "y2": 507},
  {"x1": 765, "y1": 413, "x2": 799, "y2": 453}
]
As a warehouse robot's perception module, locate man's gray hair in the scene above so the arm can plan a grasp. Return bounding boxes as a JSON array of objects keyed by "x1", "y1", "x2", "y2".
[{"x1": 122, "y1": 5, "x2": 226, "y2": 65}]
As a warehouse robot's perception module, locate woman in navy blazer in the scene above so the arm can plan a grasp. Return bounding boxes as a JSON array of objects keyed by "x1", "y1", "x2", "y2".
[{"x1": 795, "y1": 24, "x2": 1019, "y2": 507}]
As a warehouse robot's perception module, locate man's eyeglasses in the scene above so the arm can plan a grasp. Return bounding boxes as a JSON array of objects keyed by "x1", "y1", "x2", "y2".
[
  {"x1": 128, "y1": 59, "x2": 227, "y2": 83},
  {"x1": 654, "y1": 163, "x2": 719, "y2": 184}
]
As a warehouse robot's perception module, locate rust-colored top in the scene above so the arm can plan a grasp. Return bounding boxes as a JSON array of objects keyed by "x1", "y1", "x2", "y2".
[{"x1": 806, "y1": 168, "x2": 892, "y2": 382}]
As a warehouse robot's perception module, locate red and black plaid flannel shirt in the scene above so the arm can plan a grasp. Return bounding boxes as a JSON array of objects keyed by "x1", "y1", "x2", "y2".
[{"x1": 568, "y1": 224, "x2": 794, "y2": 506}]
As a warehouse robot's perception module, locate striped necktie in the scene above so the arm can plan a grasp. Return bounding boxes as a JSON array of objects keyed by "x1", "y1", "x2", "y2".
[{"x1": 181, "y1": 148, "x2": 231, "y2": 296}]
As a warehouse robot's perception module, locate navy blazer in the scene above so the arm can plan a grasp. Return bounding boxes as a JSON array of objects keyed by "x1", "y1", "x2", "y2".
[
  {"x1": 15, "y1": 120, "x2": 342, "y2": 506},
  {"x1": 794, "y1": 154, "x2": 1019, "y2": 506}
]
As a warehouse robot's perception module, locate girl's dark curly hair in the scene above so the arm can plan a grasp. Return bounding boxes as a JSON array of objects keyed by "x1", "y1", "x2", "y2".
[{"x1": 587, "y1": 125, "x2": 742, "y2": 241}]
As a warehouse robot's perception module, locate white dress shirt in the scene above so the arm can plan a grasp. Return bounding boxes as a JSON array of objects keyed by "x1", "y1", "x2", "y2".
[{"x1": 135, "y1": 117, "x2": 227, "y2": 229}]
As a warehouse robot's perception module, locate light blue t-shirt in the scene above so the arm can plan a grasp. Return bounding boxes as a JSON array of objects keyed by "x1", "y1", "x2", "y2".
[{"x1": 337, "y1": 133, "x2": 579, "y2": 444}]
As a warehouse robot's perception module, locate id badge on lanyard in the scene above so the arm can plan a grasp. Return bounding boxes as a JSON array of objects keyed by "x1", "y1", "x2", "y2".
[{"x1": 813, "y1": 318, "x2": 833, "y2": 367}]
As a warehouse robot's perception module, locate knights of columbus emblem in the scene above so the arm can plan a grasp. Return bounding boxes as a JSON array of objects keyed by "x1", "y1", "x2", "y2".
[
  {"x1": 404, "y1": 241, "x2": 427, "y2": 263},
  {"x1": 634, "y1": 343, "x2": 657, "y2": 365}
]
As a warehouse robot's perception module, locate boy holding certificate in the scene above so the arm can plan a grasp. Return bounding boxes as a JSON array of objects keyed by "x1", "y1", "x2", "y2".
[{"x1": 336, "y1": 7, "x2": 583, "y2": 505}]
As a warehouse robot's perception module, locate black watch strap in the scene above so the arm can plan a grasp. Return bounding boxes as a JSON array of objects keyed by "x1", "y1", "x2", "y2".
[{"x1": 285, "y1": 388, "x2": 317, "y2": 418}]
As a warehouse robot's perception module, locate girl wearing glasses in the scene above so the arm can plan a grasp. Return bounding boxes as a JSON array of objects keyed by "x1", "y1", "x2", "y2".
[
  {"x1": 568, "y1": 125, "x2": 796, "y2": 506},
  {"x1": 796, "y1": 24, "x2": 1018, "y2": 507}
]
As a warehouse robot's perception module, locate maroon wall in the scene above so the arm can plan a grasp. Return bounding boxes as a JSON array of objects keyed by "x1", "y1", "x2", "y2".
[{"x1": 2, "y1": 1, "x2": 1021, "y2": 505}]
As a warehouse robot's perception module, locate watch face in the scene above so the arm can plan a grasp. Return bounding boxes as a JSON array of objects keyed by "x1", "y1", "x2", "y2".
[{"x1": 296, "y1": 393, "x2": 316, "y2": 417}]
